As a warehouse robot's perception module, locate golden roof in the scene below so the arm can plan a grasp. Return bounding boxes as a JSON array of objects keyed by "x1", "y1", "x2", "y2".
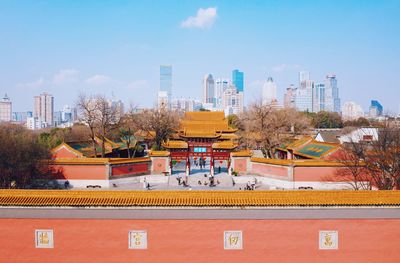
[
  {"x1": 251, "y1": 157, "x2": 345, "y2": 167},
  {"x1": 163, "y1": 140, "x2": 188, "y2": 149},
  {"x1": 0, "y1": 190, "x2": 399, "y2": 207},
  {"x1": 52, "y1": 157, "x2": 151, "y2": 165},
  {"x1": 184, "y1": 111, "x2": 225, "y2": 121},
  {"x1": 177, "y1": 112, "x2": 237, "y2": 138},
  {"x1": 212, "y1": 141, "x2": 237, "y2": 149},
  {"x1": 149, "y1": 151, "x2": 170, "y2": 157},
  {"x1": 231, "y1": 150, "x2": 252, "y2": 157}
]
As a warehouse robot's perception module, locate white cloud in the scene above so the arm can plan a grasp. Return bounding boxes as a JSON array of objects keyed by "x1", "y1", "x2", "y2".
[
  {"x1": 272, "y1": 64, "x2": 300, "y2": 73},
  {"x1": 85, "y1": 74, "x2": 111, "y2": 86},
  {"x1": 181, "y1": 7, "x2": 217, "y2": 29},
  {"x1": 17, "y1": 77, "x2": 45, "y2": 89},
  {"x1": 53, "y1": 69, "x2": 79, "y2": 85}
]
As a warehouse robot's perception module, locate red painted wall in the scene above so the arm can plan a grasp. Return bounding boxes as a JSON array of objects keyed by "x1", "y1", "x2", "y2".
[
  {"x1": 52, "y1": 165, "x2": 107, "y2": 180},
  {"x1": 252, "y1": 163, "x2": 289, "y2": 178},
  {"x1": 112, "y1": 163, "x2": 150, "y2": 177},
  {"x1": 233, "y1": 158, "x2": 247, "y2": 172},
  {"x1": 294, "y1": 167, "x2": 339, "y2": 182},
  {"x1": 0, "y1": 218, "x2": 399, "y2": 263},
  {"x1": 152, "y1": 158, "x2": 167, "y2": 173},
  {"x1": 52, "y1": 147, "x2": 80, "y2": 159}
]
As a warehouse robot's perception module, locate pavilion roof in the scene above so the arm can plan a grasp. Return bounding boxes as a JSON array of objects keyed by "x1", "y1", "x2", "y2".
[
  {"x1": 163, "y1": 140, "x2": 188, "y2": 149},
  {"x1": 212, "y1": 141, "x2": 237, "y2": 149},
  {"x1": 0, "y1": 190, "x2": 399, "y2": 207}
]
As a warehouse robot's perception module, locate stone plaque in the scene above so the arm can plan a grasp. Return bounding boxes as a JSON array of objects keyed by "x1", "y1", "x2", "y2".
[
  {"x1": 129, "y1": 230, "x2": 147, "y2": 249},
  {"x1": 35, "y1": 229, "x2": 54, "y2": 248},
  {"x1": 319, "y1": 230, "x2": 338, "y2": 250},
  {"x1": 224, "y1": 231, "x2": 243, "y2": 250}
]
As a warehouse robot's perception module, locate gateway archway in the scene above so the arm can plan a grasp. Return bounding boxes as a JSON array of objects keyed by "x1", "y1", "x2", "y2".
[{"x1": 164, "y1": 112, "x2": 237, "y2": 175}]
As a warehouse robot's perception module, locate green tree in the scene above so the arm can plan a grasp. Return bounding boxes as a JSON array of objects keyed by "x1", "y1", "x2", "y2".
[
  {"x1": 311, "y1": 111, "x2": 343, "y2": 128},
  {"x1": 0, "y1": 124, "x2": 52, "y2": 188}
]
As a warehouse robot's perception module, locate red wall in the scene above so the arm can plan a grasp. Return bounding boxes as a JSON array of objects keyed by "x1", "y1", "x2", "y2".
[
  {"x1": 294, "y1": 167, "x2": 339, "y2": 182},
  {"x1": 52, "y1": 165, "x2": 107, "y2": 180},
  {"x1": 233, "y1": 158, "x2": 247, "y2": 172},
  {"x1": 1, "y1": 218, "x2": 399, "y2": 263},
  {"x1": 252, "y1": 163, "x2": 289, "y2": 178},
  {"x1": 152, "y1": 158, "x2": 167, "y2": 173},
  {"x1": 112, "y1": 163, "x2": 150, "y2": 177},
  {"x1": 52, "y1": 147, "x2": 80, "y2": 159}
]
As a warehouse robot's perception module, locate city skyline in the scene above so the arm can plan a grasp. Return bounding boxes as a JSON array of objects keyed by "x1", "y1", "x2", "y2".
[{"x1": 1, "y1": 1, "x2": 400, "y2": 113}]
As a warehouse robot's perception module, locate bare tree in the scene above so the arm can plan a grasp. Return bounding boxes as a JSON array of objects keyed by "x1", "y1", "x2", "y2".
[
  {"x1": 95, "y1": 96, "x2": 121, "y2": 157},
  {"x1": 364, "y1": 128, "x2": 400, "y2": 189},
  {"x1": 336, "y1": 127, "x2": 400, "y2": 190},
  {"x1": 333, "y1": 143, "x2": 371, "y2": 190},
  {"x1": 76, "y1": 94, "x2": 99, "y2": 157},
  {"x1": 238, "y1": 101, "x2": 310, "y2": 158},
  {"x1": 131, "y1": 106, "x2": 180, "y2": 150}
]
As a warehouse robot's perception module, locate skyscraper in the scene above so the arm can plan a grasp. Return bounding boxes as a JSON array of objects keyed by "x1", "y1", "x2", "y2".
[
  {"x1": 215, "y1": 78, "x2": 230, "y2": 108},
  {"x1": 221, "y1": 85, "x2": 244, "y2": 115},
  {"x1": 262, "y1": 77, "x2": 277, "y2": 105},
  {"x1": 299, "y1": 71, "x2": 310, "y2": 83},
  {"x1": 296, "y1": 79, "x2": 314, "y2": 112},
  {"x1": 203, "y1": 74, "x2": 215, "y2": 105},
  {"x1": 34, "y1": 92, "x2": 54, "y2": 127},
  {"x1": 232, "y1": 69, "x2": 244, "y2": 92},
  {"x1": 369, "y1": 100, "x2": 383, "y2": 118},
  {"x1": 342, "y1": 101, "x2": 364, "y2": 120},
  {"x1": 0, "y1": 94, "x2": 12, "y2": 122},
  {"x1": 284, "y1": 85, "x2": 296, "y2": 109},
  {"x1": 313, "y1": 83, "x2": 325, "y2": 112},
  {"x1": 160, "y1": 65, "x2": 172, "y2": 108},
  {"x1": 324, "y1": 74, "x2": 340, "y2": 113}
]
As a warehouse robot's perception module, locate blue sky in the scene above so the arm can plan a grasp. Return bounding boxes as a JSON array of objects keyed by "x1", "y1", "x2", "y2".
[{"x1": 1, "y1": 0, "x2": 399, "y2": 113}]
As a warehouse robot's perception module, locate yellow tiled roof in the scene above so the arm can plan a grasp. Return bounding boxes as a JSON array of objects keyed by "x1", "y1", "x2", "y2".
[
  {"x1": 0, "y1": 190, "x2": 399, "y2": 207},
  {"x1": 149, "y1": 151, "x2": 170, "y2": 157},
  {"x1": 231, "y1": 150, "x2": 252, "y2": 157},
  {"x1": 52, "y1": 157, "x2": 151, "y2": 165},
  {"x1": 184, "y1": 111, "x2": 225, "y2": 121},
  {"x1": 163, "y1": 140, "x2": 188, "y2": 149},
  {"x1": 212, "y1": 141, "x2": 237, "y2": 149},
  {"x1": 251, "y1": 157, "x2": 345, "y2": 167}
]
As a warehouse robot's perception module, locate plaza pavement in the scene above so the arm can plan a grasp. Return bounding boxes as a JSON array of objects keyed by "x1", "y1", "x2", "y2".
[{"x1": 107, "y1": 164, "x2": 270, "y2": 191}]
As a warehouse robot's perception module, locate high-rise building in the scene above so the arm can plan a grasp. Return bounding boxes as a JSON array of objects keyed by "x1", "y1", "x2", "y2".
[
  {"x1": 232, "y1": 69, "x2": 244, "y2": 92},
  {"x1": 171, "y1": 97, "x2": 202, "y2": 112},
  {"x1": 221, "y1": 85, "x2": 244, "y2": 116},
  {"x1": 324, "y1": 74, "x2": 340, "y2": 113},
  {"x1": 299, "y1": 71, "x2": 310, "y2": 83},
  {"x1": 12, "y1": 111, "x2": 32, "y2": 123},
  {"x1": 215, "y1": 78, "x2": 230, "y2": 108},
  {"x1": 262, "y1": 77, "x2": 277, "y2": 106},
  {"x1": 157, "y1": 91, "x2": 169, "y2": 109},
  {"x1": 160, "y1": 65, "x2": 172, "y2": 108},
  {"x1": 203, "y1": 74, "x2": 215, "y2": 105},
  {"x1": 34, "y1": 92, "x2": 54, "y2": 127},
  {"x1": 284, "y1": 85, "x2": 296, "y2": 109},
  {"x1": 313, "y1": 83, "x2": 325, "y2": 112},
  {"x1": 0, "y1": 94, "x2": 12, "y2": 122},
  {"x1": 342, "y1": 101, "x2": 364, "y2": 120},
  {"x1": 369, "y1": 100, "x2": 383, "y2": 118},
  {"x1": 296, "y1": 79, "x2": 314, "y2": 112}
]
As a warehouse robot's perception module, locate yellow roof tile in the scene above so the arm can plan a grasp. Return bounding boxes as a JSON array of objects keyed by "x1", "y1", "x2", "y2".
[{"x1": 0, "y1": 190, "x2": 399, "y2": 207}]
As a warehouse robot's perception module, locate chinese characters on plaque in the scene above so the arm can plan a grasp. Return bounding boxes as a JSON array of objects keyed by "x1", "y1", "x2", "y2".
[
  {"x1": 224, "y1": 231, "x2": 243, "y2": 250},
  {"x1": 35, "y1": 229, "x2": 54, "y2": 248},
  {"x1": 129, "y1": 230, "x2": 147, "y2": 249},
  {"x1": 319, "y1": 230, "x2": 338, "y2": 250}
]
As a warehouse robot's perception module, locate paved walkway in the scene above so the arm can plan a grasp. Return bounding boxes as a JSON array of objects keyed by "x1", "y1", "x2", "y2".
[{"x1": 109, "y1": 166, "x2": 270, "y2": 190}]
